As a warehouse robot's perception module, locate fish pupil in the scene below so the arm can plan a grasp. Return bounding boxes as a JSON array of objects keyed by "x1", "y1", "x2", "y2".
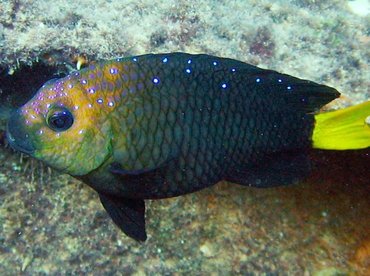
[{"x1": 48, "y1": 109, "x2": 74, "y2": 131}]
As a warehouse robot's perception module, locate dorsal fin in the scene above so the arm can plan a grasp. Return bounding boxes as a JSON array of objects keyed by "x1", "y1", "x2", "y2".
[{"x1": 248, "y1": 69, "x2": 341, "y2": 113}]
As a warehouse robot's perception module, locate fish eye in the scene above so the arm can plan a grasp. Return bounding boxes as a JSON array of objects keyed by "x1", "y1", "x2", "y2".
[{"x1": 47, "y1": 108, "x2": 74, "y2": 132}]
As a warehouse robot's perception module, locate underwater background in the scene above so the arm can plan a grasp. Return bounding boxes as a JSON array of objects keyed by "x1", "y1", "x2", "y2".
[{"x1": 0, "y1": 0, "x2": 369, "y2": 274}]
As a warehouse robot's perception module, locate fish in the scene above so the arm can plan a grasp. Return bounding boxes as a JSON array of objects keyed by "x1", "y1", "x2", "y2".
[{"x1": 6, "y1": 53, "x2": 370, "y2": 241}]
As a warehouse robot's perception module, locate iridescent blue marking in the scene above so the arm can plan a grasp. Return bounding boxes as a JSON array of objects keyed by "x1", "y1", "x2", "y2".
[
  {"x1": 137, "y1": 83, "x2": 144, "y2": 90},
  {"x1": 108, "y1": 101, "x2": 114, "y2": 107},
  {"x1": 122, "y1": 74, "x2": 129, "y2": 81},
  {"x1": 152, "y1": 77, "x2": 160, "y2": 84},
  {"x1": 88, "y1": 88, "x2": 95, "y2": 94},
  {"x1": 213, "y1": 61, "x2": 218, "y2": 66},
  {"x1": 133, "y1": 57, "x2": 138, "y2": 62},
  {"x1": 256, "y1": 78, "x2": 261, "y2": 83},
  {"x1": 68, "y1": 84, "x2": 73, "y2": 89},
  {"x1": 129, "y1": 85, "x2": 136, "y2": 93},
  {"x1": 81, "y1": 79, "x2": 87, "y2": 85},
  {"x1": 108, "y1": 82, "x2": 114, "y2": 91},
  {"x1": 185, "y1": 68, "x2": 191, "y2": 74},
  {"x1": 187, "y1": 59, "x2": 192, "y2": 64},
  {"x1": 74, "y1": 72, "x2": 80, "y2": 76},
  {"x1": 97, "y1": 98, "x2": 103, "y2": 104},
  {"x1": 110, "y1": 68, "x2": 118, "y2": 74},
  {"x1": 278, "y1": 79, "x2": 282, "y2": 83},
  {"x1": 231, "y1": 68, "x2": 236, "y2": 72},
  {"x1": 221, "y1": 83, "x2": 227, "y2": 89},
  {"x1": 116, "y1": 79, "x2": 122, "y2": 88},
  {"x1": 287, "y1": 86, "x2": 292, "y2": 90},
  {"x1": 162, "y1": 57, "x2": 168, "y2": 63},
  {"x1": 130, "y1": 72, "x2": 138, "y2": 80}
]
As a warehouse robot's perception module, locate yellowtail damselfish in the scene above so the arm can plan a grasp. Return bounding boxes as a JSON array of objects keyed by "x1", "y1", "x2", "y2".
[{"x1": 6, "y1": 53, "x2": 370, "y2": 241}]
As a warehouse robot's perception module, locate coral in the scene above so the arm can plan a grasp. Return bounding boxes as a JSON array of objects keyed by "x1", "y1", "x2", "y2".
[{"x1": 248, "y1": 27, "x2": 276, "y2": 59}]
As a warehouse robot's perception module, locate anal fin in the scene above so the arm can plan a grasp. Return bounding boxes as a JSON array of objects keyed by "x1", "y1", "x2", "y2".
[
  {"x1": 225, "y1": 150, "x2": 311, "y2": 187},
  {"x1": 98, "y1": 193, "x2": 147, "y2": 241}
]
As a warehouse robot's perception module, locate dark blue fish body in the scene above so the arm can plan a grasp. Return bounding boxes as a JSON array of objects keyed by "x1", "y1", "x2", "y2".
[
  {"x1": 7, "y1": 53, "x2": 344, "y2": 241},
  {"x1": 80, "y1": 53, "x2": 337, "y2": 199}
]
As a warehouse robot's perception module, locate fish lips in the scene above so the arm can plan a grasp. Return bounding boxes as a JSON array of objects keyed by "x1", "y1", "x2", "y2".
[{"x1": 6, "y1": 111, "x2": 35, "y2": 155}]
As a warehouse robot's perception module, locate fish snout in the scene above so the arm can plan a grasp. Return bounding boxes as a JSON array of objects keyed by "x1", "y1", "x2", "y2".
[{"x1": 6, "y1": 111, "x2": 35, "y2": 154}]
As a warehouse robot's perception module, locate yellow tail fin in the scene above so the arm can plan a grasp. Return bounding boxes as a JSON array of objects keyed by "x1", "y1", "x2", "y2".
[{"x1": 313, "y1": 101, "x2": 370, "y2": 150}]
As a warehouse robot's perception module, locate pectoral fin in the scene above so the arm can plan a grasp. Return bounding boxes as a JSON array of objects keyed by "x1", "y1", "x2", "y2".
[
  {"x1": 98, "y1": 193, "x2": 147, "y2": 241},
  {"x1": 225, "y1": 150, "x2": 311, "y2": 187},
  {"x1": 109, "y1": 162, "x2": 157, "y2": 176}
]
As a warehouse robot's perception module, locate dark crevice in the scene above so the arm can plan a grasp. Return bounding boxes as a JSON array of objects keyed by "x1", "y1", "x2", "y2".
[{"x1": 0, "y1": 61, "x2": 69, "y2": 133}]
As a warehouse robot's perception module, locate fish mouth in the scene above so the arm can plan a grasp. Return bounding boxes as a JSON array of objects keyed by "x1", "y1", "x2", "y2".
[{"x1": 6, "y1": 112, "x2": 35, "y2": 155}]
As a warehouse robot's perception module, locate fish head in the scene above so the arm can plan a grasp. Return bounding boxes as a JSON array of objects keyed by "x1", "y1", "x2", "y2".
[{"x1": 6, "y1": 75, "x2": 113, "y2": 176}]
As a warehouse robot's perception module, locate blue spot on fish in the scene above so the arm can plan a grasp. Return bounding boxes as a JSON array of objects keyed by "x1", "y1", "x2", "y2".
[
  {"x1": 110, "y1": 68, "x2": 118, "y2": 74},
  {"x1": 152, "y1": 77, "x2": 160, "y2": 84}
]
